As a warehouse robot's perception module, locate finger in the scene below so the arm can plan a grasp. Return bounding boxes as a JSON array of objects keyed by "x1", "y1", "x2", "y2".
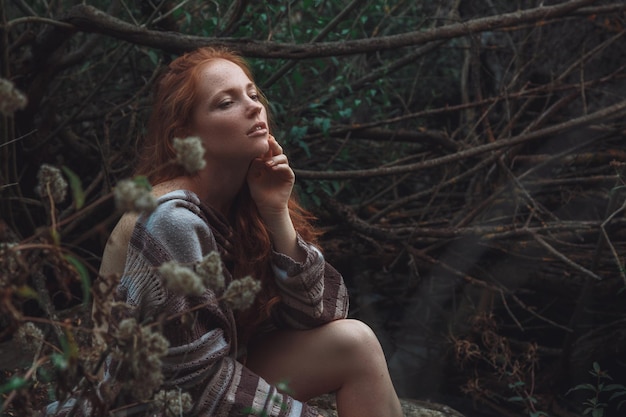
[
  {"x1": 268, "y1": 135, "x2": 283, "y2": 156},
  {"x1": 265, "y1": 154, "x2": 288, "y2": 167},
  {"x1": 247, "y1": 157, "x2": 266, "y2": 178}
]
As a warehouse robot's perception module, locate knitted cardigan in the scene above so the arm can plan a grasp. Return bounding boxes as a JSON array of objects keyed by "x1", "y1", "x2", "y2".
[{"x1": 46, "y1": 190, "x2": 349, "y2": 417}]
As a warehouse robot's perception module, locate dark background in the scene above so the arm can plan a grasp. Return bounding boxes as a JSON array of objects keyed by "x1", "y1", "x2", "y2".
[{"x1": 1, "y1": 1, "x2": 626, "y2": 416}]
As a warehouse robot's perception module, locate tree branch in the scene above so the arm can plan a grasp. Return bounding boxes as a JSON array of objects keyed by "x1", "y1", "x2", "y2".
[
  {"x1": 60, "y1": 0, "x2": 603, "y2": 57},
  {"x1": 294, "y1": 99, "x2": 626, "y2": 179}
]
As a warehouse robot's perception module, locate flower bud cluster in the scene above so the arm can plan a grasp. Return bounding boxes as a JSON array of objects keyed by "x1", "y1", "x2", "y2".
[
  {"x1": 35, "y1": 164, "x2": 68, "y2": 204},
  {"x1": 159, "y1": 254, "x2": 260, "y2": 311},
  {"x1": 0, "y1": 77, "x2": 27, "y2": 116},
  {"x1": 159, "y1": 261, "x2": 205, "y2": 296},
  {"x1": 114, "y1": 178, "x2": 157, "y2": 213},
  {"x1": 195, "y1": 251, "x2": 225, "y2": 291},
  {"x1": 222, "y1": 275, "x2": 262, "y2": 311},
  {"x1": 173, "y1": 136, "x2": 206, "y2": 173},
  {"x1": 0, "y1": 243, "x2": 20, "y2": 286},
  {"x1": 151, "y1": 389, "x2": 193, "y2": 417},
  {"x1": 111, "y1": 318, "x2": 169, "y2": 400},
  {"x1": 15, "y1": 322, "x2": 44, "y2": 353},
  {"x1": 159, "y1": 250, "x2": 227, "y2": 297}
]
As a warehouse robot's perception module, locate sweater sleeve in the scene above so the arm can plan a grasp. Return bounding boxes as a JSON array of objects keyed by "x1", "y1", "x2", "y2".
[
  {"x1": 270, "y1": 234, "x2": 349, "y2": 329},
  {"x1": 114, "y1": 194, "x2": 320, "y2": 417}
]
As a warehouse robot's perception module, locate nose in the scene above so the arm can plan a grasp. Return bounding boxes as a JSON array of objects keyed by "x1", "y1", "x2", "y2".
[{"x1": 246, "y1": 97, "x2": 263, "y2": 117}]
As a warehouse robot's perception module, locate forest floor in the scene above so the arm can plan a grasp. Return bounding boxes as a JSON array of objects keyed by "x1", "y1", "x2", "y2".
[{"x1": 1, "y1": 338, "x2": 51, "y2": 416}]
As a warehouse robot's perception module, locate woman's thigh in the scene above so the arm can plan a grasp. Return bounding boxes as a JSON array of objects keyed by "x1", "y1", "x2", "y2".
[{"x1": 245, "y1": 319, "x2": 383, "y2": 401}]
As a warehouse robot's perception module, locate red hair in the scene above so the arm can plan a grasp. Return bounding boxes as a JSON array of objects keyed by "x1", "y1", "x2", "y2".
[
  {"x1": 136, "y1": 47, "x2": 267, "y2": 183},
  {"x1": 136, "y1": 47, "x2": 321, "y2": 341}
]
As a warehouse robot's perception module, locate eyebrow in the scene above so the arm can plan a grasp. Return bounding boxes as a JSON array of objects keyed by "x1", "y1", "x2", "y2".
[
  {"x1": 204, "y1": 83, "x2": 255, "y2": 107},
  {"x1": 214, "y1": 82, "x2": 257, "y2": 97}
]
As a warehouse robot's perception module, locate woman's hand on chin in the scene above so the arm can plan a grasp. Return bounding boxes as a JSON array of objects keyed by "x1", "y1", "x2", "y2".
[{"x1": 247, "y1": 135, "x2": 294, "y2": 215}]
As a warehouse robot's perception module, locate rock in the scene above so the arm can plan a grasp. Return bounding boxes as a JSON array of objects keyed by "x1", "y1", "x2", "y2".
[{"x1": 309, "y1": 394, "x2": 466, "y2": 417}]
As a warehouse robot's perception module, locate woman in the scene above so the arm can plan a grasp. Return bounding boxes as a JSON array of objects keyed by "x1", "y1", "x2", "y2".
[{"x1": 97, "y1": 47, "x2": 402, "y2": 417}]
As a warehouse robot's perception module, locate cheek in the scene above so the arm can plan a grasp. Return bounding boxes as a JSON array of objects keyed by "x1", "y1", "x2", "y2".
[{"x1": 191, "y1": 116, "x2": 218, "y2": 138}]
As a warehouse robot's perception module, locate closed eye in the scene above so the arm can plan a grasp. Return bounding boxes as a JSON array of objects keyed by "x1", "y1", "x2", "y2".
[{"x1": 218, "y1": 100, "x2": 234, "y2": 109}]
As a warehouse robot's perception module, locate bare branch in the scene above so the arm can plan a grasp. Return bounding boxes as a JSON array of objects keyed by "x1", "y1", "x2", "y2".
[
  {"x1": 295, "y1": 99, "x2": 626, "y2": 179},
  {"x1": 60, "y1": 0, "x2": 604, "y2": 57}
]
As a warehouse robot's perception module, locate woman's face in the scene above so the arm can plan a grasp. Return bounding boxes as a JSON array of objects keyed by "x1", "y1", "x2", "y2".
[{"x1": 190, "y1": 58, "x2": 269, "y2": 164}]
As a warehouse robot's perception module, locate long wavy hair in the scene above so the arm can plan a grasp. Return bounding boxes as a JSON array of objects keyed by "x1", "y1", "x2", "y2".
[{"x1": 136, "y1": 47, "x2": 321, "y2": 341}]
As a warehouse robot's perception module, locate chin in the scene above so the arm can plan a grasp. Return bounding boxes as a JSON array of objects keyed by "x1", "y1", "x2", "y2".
[{"x1": 258, "y1": 137, "x2": 270, "y2": 153}]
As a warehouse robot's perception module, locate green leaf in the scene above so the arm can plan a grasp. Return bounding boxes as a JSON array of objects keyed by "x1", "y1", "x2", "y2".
[
  {"x1": 568, "y1": 383, "x2": 597, "y2": 393},
  {"x1": 51, "y1": 352, "x2": 68, "y2": 370},
  {"x1": 338, "y1": 108, "x2": 353, "y2": 119},
  {"x1": 64, "y1": 254, "x2": 91, "y2": 306},
  {"x1": 292, "y1": 70, "x2": 303, "y2": 88},
  {"x1": 609, "y1": 390, "x2": 626, "y2": 399},
  {"x1": 592, "y1": 362, "x2": 602, "y2": 373},
  {"x1": 0, "y1": 376, "x2": 27, "y2": 395},
  {"x1": 507, "y1": 396, "x2": 524, "y2": 403},
  {"x1": 59, "y1": 327, "x2": 79, "y2": 365},
  {"x1": 61, "y1": 166, "x2": 85, "y2": 210},
  {"x1": 508, "y1": 380, "x2": 526, "y2": 389},
  {"x1": 146, "y1": 49, "x2": 159, "y2": 66},
  {"x1": 15, "y1": 285, "x2": 39, "y2": 301}
]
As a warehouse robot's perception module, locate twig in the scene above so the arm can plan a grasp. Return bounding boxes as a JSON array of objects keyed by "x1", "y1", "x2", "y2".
[
  {"x1": 61, "y1": 0, "x2": 600, "y2": 57},
  {"x1": 412, "y1": 249, "x2": 573, "y2": 333},
  {"x1": 0, "y1": 355, "x2": 50, "y2": 414},
  {"x1": 600, "y1": 196, "x2": 626, "y2": 285},
  {"x1": 295, "y1": 99, "x2": 626, "y2": 179},
  {"x1": 5, "y1": 16, "x2": 75, "y2": 30},
  {"x1": 529, "y1": 230, "x2": 603, "y2": 281}
]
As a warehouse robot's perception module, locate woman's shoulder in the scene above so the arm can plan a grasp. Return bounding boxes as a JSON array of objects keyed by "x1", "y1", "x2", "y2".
[
  {"x1": 135, "y1": 189, "x2": 205, "y2": 236},
  {"x1": 156, "y1": 189, "x2": 202, "y2": 211},
  {"x1": 140, "y1": 189, "x2": 230, "y2": 254},
  {"x1": 100, "y1": 212, "x2": 139, "y2": 277}
]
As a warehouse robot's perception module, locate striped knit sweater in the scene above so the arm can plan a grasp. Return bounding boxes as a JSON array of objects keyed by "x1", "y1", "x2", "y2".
[{"x1": 45, "y1": 190, "x2": 349, "y2": 417}]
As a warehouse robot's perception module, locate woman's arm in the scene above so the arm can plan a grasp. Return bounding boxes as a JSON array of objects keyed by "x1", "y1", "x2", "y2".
[
  {"x1": 247, "y1": 136, "x2": 349, "y2": 328},
  {"x1": 270, "y1": 235, "x2": 349, "y2": 329},
  {"x1": 247, "y1": 135, "x2": 307, "y2": 262}
]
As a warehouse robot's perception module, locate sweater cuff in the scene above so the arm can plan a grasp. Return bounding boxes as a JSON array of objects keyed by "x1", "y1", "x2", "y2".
[{"x1": 271, "y1": 234, "x2": 322, "y2": 279}]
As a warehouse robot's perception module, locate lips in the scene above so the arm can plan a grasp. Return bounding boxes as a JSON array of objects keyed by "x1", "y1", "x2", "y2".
[{"x1": 247, "y1": 122, "x2": 268, "y2": 136}]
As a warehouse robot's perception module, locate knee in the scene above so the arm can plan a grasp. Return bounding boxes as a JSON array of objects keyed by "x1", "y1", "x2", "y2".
[{"x1": 324, "y1": 319, "x2": 385, "y2": 361}]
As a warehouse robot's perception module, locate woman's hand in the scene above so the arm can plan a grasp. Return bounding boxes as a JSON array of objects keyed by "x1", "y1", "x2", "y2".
[
  {"x1": 247, "y1": 135, "x2": 305, "y2": 261},
  {"x1": 247, "y1": 135, "x2": 294, "y2": 214}
]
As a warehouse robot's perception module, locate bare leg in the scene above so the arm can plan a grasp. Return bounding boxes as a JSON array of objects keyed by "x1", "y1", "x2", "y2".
[{"x1": 246, "y1": 319, "x2": 403, "y2": 417}]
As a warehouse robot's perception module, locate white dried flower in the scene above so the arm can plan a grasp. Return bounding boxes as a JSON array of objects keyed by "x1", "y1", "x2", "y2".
[
  {"x1": 195, "y1": 251, "x2": 225, "y2": 291},
  {"x1": 15, "y1": 322, "x2": 44, "y2": 353},
  {"x1": 0, "y1": 77, "x2": 27, "y2": 116},
  {"x1": 112, "y1": 318, "x2": 169, "y2": 400},
  {"x1": 116, "y1": 317, "x2": 138, "y2": 341},
  {"x1": 35, "y1": 164, "x2": 68, "y2": 204},
  {"x1": 152, "y1": 389, "x2": 193, "y2": 417},
  {"x1": 173, "y1": 136, "x2": 206, "y2": 173},
  {"x1": 114, "y1": 178, "x2": 157, "y2": 213},
  {"x1": 143, "y1": 327, "x2": 170, "y2": 355},
  {"x1": 222, "y1": 276, "x2": 261, "y2": 311},
  {"x1": 159, "y1": 261, "x2": 205, "y2": 296},
  {"x1": 0, "y1": 243, "x2": 20, "y2": 285}
]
